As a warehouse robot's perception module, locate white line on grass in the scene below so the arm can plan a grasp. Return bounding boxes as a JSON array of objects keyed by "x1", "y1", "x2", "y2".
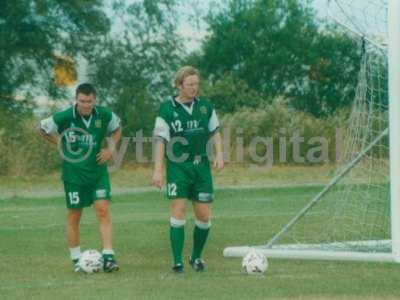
[
  {"x1": 0, "y1": 211, "x2": 326, "y2": 231},
  {"x1": 0, "y1": 183, "x2": 324, "y2": 200}
]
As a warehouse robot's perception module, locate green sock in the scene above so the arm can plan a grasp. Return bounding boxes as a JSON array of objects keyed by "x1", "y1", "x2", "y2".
[
  {"x1": 191, "y1": 221, "x2": 210, "y2": 260},
  {"x1": 170, "y1": 218, "x2": 185, "y2": 266}
]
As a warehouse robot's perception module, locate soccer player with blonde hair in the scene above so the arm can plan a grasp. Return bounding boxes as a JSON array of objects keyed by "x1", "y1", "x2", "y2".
[{"x1": 152, "y1": 66, "x2": 224, "y2": 273}]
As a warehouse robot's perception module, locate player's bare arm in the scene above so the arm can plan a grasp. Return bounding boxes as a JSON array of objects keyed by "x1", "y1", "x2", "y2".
[
  {"x1": 38, "y1": 127, "x2": 58, "y2": 146},
  {"x1": 212, "y1": 131, "x2": 224, "y2": 171},
  {"x1": 152, "y1": 140, "x2": 165, "y2": 189},
  {"x1": 97, "y1": 127, "x2": 122, "y2": 164}
]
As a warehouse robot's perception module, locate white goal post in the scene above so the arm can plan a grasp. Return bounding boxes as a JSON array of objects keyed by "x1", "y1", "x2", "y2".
[
  {"x1": 224, "y1": 0, "x2": 400, "y2": 263},
  {"x1": 388, "y1": 0, "x2": 400, "y2": 263}
]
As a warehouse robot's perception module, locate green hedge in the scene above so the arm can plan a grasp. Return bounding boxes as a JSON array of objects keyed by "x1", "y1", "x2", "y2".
[
  {"x1": 0, "y1": 119, "x2": 59, "y2": 176},
  {"x1": 220, "y1": 101, "x2": 347, "y2": 164},
  {"x1": 2, "y1": 101, "x2": 387, "y2": 175}
]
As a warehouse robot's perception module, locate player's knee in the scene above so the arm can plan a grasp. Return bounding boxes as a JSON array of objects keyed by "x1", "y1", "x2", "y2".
[
  {"x1": 171, "y1": 203, "x2": 186, "y2": 219},
  {"x1": 68, "y1": 216, "x2": 81, "y2": 225},
  {"x1": 67, "y1": 209, "x2": 82, "y2": 223},
  {"x1": 170, "y1": 217, "x2": 186, "y2": 228},
  {"x1": 195, "y1": 210, "x2": 210, "y2": 223},
  {"x1": 172, "y1": 209, "x2": 186, "y2": 219},
  {"x1": 195, "y1": 219, "x2": 211, "y2": 229},
  {"x1": 95, "y1": 204, "x2": 110, "y2": 220}
]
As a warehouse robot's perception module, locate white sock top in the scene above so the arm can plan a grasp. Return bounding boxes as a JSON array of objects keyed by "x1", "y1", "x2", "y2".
[
  {"x1": 102, "y1": 249, "x2": 115, "y2": 256},
  {"x1": 69, "y1": 246, "x2": 81, "y2": 260}
]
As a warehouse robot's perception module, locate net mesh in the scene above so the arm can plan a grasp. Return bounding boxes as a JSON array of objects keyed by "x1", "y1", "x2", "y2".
[
  {"x1": 268, "y1": 0, "x2": 390, "y2": 253},
  {"x1": 327, "y1": 0, "x2": 387, "y2": 48}
]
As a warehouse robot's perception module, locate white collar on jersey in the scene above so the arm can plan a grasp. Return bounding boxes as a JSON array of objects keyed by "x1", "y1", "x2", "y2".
[
  {"x1": 81, "y1": 115, "x2": 92, "y2": 128},
  {"x1": 72, "y1": 104, "x2": 97, "y2": 128},
  {"x1": 172, "y1": 96, "x2": 197, "y2": 115}
]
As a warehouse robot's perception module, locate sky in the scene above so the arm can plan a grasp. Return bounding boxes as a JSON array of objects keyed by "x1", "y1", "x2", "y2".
[
  {"x1": 100, "y1": 0, "x2": 339, "y2": 55},
  {"x1": 36, "y1": 0, "x2": 387, "y2": 112},
  {"x1": 101, "y1": 0, "x2": 387, "y2": 56}
]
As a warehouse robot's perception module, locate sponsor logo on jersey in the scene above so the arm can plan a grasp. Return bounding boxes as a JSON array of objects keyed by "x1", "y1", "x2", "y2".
[
  {"x1": 96, "y1": 189, "x2": 107, "y2": 198},
  {"x1": 198, "y1": 193, "x2": 212, "y2": 202},
  {"x1": 193, "y1": 156, "x2": 201, "y2": 165},
  {"x1": 200, "y1": 106, "x2": 208, "y2": 114},
  {"x1": 95, "y1": 119, "x2": 102, "y2": 128}
]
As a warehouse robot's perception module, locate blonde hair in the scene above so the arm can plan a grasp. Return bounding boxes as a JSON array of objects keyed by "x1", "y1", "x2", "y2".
[{"x1": 174, "y1": 66, "x2": 199, "y2": 88}]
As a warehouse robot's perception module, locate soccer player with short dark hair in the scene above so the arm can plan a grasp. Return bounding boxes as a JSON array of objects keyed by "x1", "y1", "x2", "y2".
[
  {"x1": 152, "y1": 66, "x2": 224, "y2": 273},
  {"x1": 38, "y1": 83, "x2": 121, "y2": 272}
]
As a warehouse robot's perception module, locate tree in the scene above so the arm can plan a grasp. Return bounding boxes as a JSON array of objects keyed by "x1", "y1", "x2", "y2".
[
  {"x1": 194, "y1": 0, "x2": 361, "y2": 117},
  {"x1": 290, "y1": 28, "x2": 362, "y2": 116},
  {"x1": 199, "y1": 74, "x2": 264, "y2": 113},
  {"x1": 0, "y1": 0, "x2": 110, "y2": 117},
  {"x1": 88, "y1": 0, "x2": 184, "y2": 136}
]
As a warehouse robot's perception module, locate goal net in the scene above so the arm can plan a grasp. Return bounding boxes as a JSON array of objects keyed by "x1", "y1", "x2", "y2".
[{"x1": 224, "y1": 0, "x2": 400, "y2": 262}]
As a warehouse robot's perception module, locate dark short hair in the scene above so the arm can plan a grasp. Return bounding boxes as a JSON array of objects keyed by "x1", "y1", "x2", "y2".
[{"x1": 76, "y1": 83, "x2": 96, "y2": 97}]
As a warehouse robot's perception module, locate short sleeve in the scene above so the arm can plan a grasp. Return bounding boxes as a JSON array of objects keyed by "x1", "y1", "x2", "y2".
[
  {"x1": 107, "y1": 112, "x2": 121, "y2": 133},
  {"x1": 39, "y1": 116, "x2": 58, "y2": 134},
  {"x1": 208, "y1": 109, "x2": 220, "y2": 133},
  {"x1": 52, "y1": 109, "x2": 71, "y2": 134},
  {"x1": 154, "y1": 117, "x2": 170, "y2": 142},
  {"x1": 153, "y1": 104, "x2": 171, "y2": 142}
]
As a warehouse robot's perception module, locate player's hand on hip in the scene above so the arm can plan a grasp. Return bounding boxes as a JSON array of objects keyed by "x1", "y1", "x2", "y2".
[
  {"x1": 152, "y1": 170, "x2": 164, "y2": 189},
  {"x1": 97, "y1": 148, "x2": 112, "y2": 164},
  {"x1": 213, "y1": 154, "x2": 224, "y2": 171}
]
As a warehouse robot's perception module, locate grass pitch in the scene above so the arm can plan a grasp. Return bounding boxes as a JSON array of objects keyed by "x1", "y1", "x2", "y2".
[{"x1": 1, "y1": 186, "x2": 399, "y2": 300}]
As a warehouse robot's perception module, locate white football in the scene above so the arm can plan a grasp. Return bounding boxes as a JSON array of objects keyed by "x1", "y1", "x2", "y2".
[
  {"x1": 242, "y1": 249, "x2": 268, "y2": 275},
  {"x1": 79, "y1": 250, "x2": 103, "y2": 274}
]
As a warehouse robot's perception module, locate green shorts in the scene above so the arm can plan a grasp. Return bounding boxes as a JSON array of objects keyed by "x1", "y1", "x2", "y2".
[
  {"x1": 63, "y1": 174, "x2": 111, "y2": 209},
  {"x1": 166, "y1": 158, "x2": 214, "y2": 202}
]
